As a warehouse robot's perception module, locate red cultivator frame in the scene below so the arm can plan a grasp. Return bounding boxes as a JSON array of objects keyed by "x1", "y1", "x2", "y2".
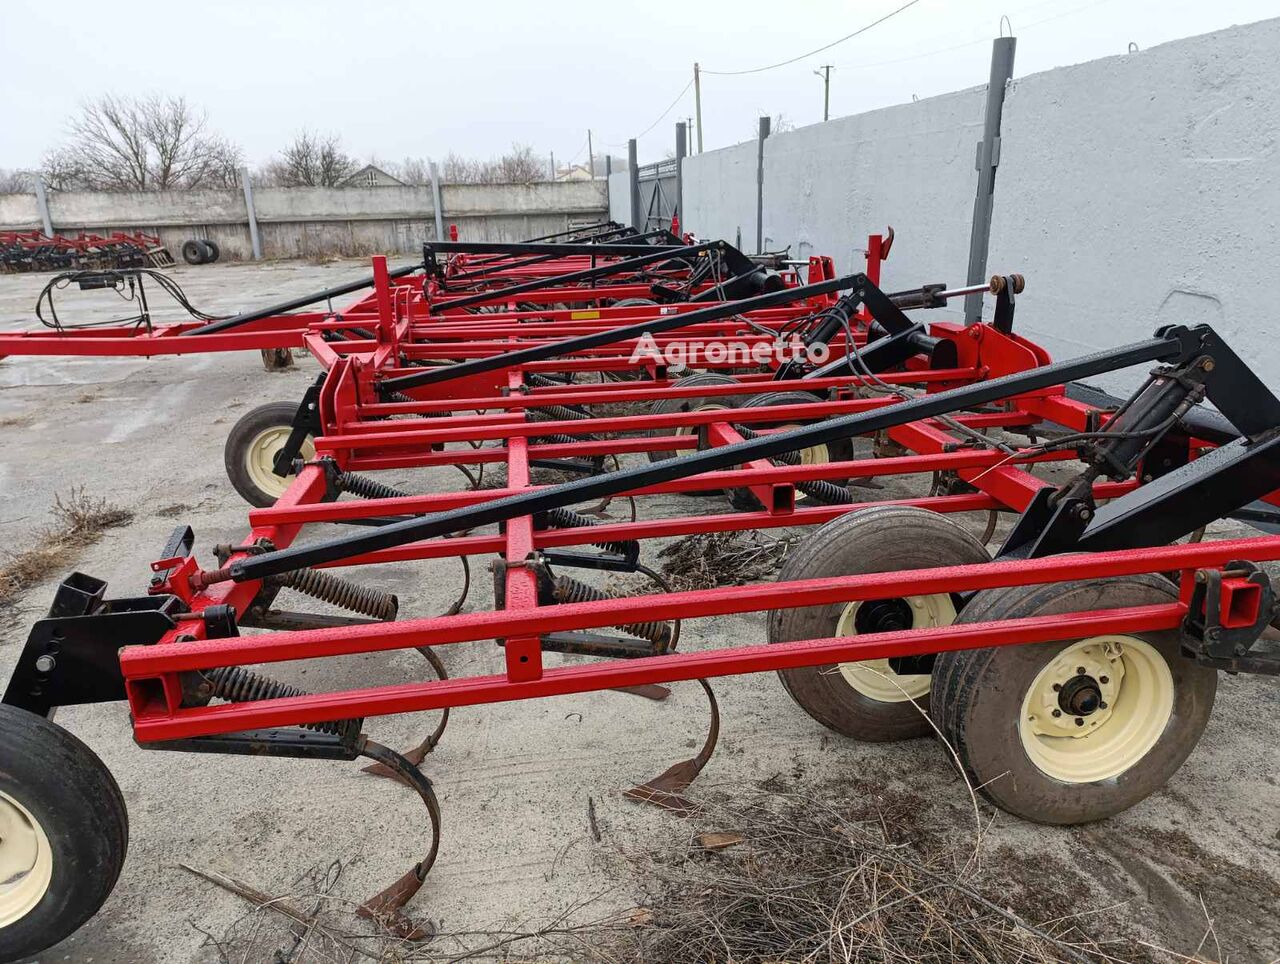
[{"x1": 3, "y1": 227, "x2": 1280, "y2": 959}]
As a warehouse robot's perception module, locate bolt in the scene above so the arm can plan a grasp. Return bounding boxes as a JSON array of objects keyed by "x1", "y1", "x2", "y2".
[
  {"x1": 1099, "y1": 675, "x2": 1109, "y2": 684},
  {"x1": 1052, "y1": 682, "x2": 1062, "y2": 691},
  {"x1": 1202, "y1": 359, "x2": 1216, "y2": 372},
  {"x1": 1075, "y1": 718, "x2": 1085, "y2": 727},
  {"x1": 1077, "y1": 666, "x2": 1087, "y2": 675},
  {"x1": 1051, "y1": 709, "x2": 1062, "y2": 718},
  {"x1": 1099, "y1": 701, "x2": 1108, "y2": 710},
  {"x1": 34, "y1": 655, "x2": 56, "y2": 673}
]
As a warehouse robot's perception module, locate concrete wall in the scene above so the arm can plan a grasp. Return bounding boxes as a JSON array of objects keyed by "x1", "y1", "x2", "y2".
[
  {"x1": 675, "y1": 16, "x2": 1280, "y2": 378},
  {"x1": 0, "y1": 181, "x2": 608, "y2": 262},
  {"x1": 608, "y1": 171, "x2": 630, "y2": 224},
  {"x1": 986, "y1": 17, "x2": 1280, "y2": 392},
  {"x1": 760, "y1": 88, "x2": 985, "y2": 320},
  {"x1": 683, "y1": 141, "x2": 760, "y2": 253}
]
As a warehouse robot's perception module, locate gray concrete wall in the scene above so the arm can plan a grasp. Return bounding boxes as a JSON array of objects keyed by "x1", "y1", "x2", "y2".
[
  {"x1": 0, "y1": 181, "x2": 607, "y2": 261},
  {"x1": 759, "y1": 88, "x2": 985, "y2": 320},
  {"x1": 678, "y1": 16, "x2": 1280, "y2": 372},
  {"x1": 607, "y1": 171, "x2": 630, "y2": 224},
  {"x1": 683, "y1": 141, "x2": 759, "y2": 252},
  {"x1": 986, "y1": 17, "x2": 1280, "y2": 392}
]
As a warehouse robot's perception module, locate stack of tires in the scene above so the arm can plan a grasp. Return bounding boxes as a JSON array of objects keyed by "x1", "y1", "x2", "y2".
[{"x1": 180, "y1": 238, "x2": 221, "y2": 265}]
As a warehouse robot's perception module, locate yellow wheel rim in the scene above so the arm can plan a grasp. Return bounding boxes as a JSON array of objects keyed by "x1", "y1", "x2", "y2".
[
  {"x1": 244, "y1": 427, "x2": 316, "y2": 500},
  {"x1": 778, "y1": 422, "x2": 830, "y2": 501},
  {"x1": 834, "y1": 593, "x2": 953, "y2": 702},
  {"x1": 0, "y1": 790, "x2": 53, "y2": 927},
  {"x1": 1019, "y1": 635, "x2": 1174, "y2": 783}
]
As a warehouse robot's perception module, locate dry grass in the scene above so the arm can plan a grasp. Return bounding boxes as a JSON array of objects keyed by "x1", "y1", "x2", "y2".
[
  {"x1": 0, "y1": 487, "x2": 133, "y2": 606},
  {"x1": 571, "y1": 781, "x2": 1146, "y2": 964},
  {"x1": 656, "y1": 530, "x2": 801, "y2": 592}
]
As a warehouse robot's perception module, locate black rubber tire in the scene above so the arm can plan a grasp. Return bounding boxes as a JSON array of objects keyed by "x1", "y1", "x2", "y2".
[
  {"x1": 180, "y1": 239, "x2": 205, "y2": 265},
  {"x1": 932, "y1": 574, "x2": 1217, "y2": 824},
  {"x1": 202, "y1": 239, "x2": 220, "y2": 263},
  {"x1": 0, "y1": 705, "x2": 128, "y2": 962},
  {"x1": 646, "y1": 372, "x2": 741, "y2": 464},
  {"x1": 224, "y1": 400, "x2": 311, "y2": 507},
  {"x1": 768, "y1": 506, "x2": 989, "y2": 741},
  {"x1": 724, "y1": 390, "x2": 855, "y2": 511},
  {"x1": 611, "y1": 297, "x2": 657, "y2": 310}
]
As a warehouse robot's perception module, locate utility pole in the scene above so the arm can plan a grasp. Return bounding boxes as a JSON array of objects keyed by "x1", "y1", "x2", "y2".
[
  {"x1": 549, "y1": 150, "x2": 556, "y2": 181},
  {"x1": 693, "y1": 63, "x2": 704, "y2": 153},
  {"x1": 587, "y1": 129, "x2": 595, "y2": 179},
  {"x1": 814, "y1": 65, "x2": 833, "y2": 121}
]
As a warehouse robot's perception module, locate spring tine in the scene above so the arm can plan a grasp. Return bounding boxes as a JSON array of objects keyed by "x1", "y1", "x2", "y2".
[
  {"x1": 355, "y1": 739, "x2": 441, "y2": 942},
  {"x1": 624, "y1": 679, "x2": 720, "y2": 814},
  {"x1": 362, "y1": 646, "x2": 450, "y2": 784},
  {"x1": 275, "y1": 567, "x2": 398, "y2": 621}
]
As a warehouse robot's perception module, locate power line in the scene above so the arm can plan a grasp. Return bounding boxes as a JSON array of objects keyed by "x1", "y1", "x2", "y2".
[
  {"x1": 702, "y1": 0, "x2": 923, "y2": 76},
  {"x1": 634, "y1": 77, "x2": 695, "y2": 139}
]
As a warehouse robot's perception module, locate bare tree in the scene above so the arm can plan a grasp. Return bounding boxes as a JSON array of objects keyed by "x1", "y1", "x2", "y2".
[
  {"x1": 0, "y1": 169, "x2": 34, "y2": 194},
  {"x1": 394, "y1": 156, "x2": 432, "y2": 186},
  {"x1": 261, "y1": 131, "x2": 358, "y2": 187},
  {"x1": 438, "y1": 144, "x2": 544, "y2": 185},
  {"x1": 749, "y1": 113, "x2": 796, "y2": 139},
  {"x1": 41, "y1": 95, "x2": 243, "y2": 191}
]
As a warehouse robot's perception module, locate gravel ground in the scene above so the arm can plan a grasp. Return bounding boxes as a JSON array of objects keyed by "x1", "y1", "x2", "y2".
[{"x1": 1, "y1": 259, "x2": 1278, "y2": 962}]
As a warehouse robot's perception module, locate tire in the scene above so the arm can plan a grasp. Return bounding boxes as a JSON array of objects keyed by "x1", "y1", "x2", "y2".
[
  {"x1": 932, "y1": 574, "x2": 1217, "y2": 824},
  {"x1": 724, "y1": 391, "x2": 854, "y2": 511},
  {"x1": 180, "y1": 239, "x2": 205, "y2": 265},
  {"x1": 646, "y1": 372, "x2": 741, "y2": 464},
  {"x1": 768, "y1": 506, "x2": 990, "y2": 741},
  {"x1": 0, "y1": 704, "x2": 128, "y2": 962},
  {"x1": 225, "y1": 400, "x2": 316, "y2": 507},
  {"x1": 202, "y1": 239, "x2": 220, "y2": 263}
]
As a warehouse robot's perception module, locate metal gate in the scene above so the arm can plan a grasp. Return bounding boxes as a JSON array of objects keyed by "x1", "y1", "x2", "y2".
[{"x1": 636, "y1": 159, "x2": 678, "y2": 230}]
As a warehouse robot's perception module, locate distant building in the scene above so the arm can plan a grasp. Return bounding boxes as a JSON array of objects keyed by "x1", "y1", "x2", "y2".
[
  {"x1": 343, "y1": 164, "x2": 406, "y2": 188},
  {"x1": 555, "y1": 164, "x2": 594, "y2": 182}
]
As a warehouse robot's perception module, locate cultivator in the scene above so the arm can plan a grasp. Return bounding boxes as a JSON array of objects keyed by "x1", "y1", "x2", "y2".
[
  {"x1": 0, "y1": 230, "x2": 174, "y2": 273},
  {"x1": 3, "y1": 224, "x2": 1280, "y2": 960}
]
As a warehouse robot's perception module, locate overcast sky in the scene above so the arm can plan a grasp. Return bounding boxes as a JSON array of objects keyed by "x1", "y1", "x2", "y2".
[{"x1": 3, "y1": 0, "x2": 1276, "y2": 173}]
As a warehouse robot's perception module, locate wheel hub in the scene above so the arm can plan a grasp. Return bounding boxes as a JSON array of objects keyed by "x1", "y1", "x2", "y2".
[{"x1": 1057, "y1": 673, "x2": 1104, "y2": 717}]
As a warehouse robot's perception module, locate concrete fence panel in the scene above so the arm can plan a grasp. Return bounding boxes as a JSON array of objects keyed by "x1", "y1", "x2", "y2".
[
  {"x1": 986, "y1": 17, "x2": 1280, "y2": 392},
  {"x1": 761, "y1": 87, "x2": 987, "y2": 317},
  {"x1": 682, "y1": 141, "x2": 760, "y2": 250}
]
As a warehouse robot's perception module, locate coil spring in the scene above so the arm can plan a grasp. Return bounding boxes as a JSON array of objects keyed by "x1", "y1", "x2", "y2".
[
  {"x1": 525, "y1": 372, "x2": 571, "y2": 388},
  {"x1": 527, "y1": 407, "x2": 600, "y2": 444},
  {"x1": 275, "y1": 568, "x2": 399, "y2": 620},
  {"x1": 204, "y1": 666, "x2": 360, "y2": 738},
  {"x1": 552, "y1": 575, "x2": 672, "y2": 650},
  {"x1": 528, "y1": 403, "x2": 591, "y2": 422},
  {"x1": 335, "y1": 471, "x2": 410, "y2": 501},
  {"x1": 733, "y1": 424, "x2": 854, "y2": 505},
  {"x1": 383, "y1": 389, "x2": 417, "y2": 403},
  {"x1": 544, "y1": 506, "x2": 638, "y2": 557}
]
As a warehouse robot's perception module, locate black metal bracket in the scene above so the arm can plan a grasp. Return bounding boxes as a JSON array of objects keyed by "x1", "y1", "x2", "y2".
[
  {"x1": 2, "y1": 573, "x2": 182, "y2": 717},
  {"x1": 271, "y1": 374, "x2": 325, "y2": 477}
]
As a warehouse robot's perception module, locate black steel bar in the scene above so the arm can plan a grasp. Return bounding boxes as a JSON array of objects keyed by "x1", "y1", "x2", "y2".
[
  {"x1": 446, "y1": 231, "x2": 679, "y2": 284},
  {"x1": 229, "y1": 329, "x2": 1187, "y2": 582},
  {"x1": 182, "y1": 263, "x2": 424, "y2": 336},
  {"x1": 425, "y1": 241, "x2": 722, "y2": 316},
  {"x1": 426, "y1": 241, "x2": 683, "y2": 258},
  {"x1": 381, "y1": 272, "x2": 865, "y2": 394}
]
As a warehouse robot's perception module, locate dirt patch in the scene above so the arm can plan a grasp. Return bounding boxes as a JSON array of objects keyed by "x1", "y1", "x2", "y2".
[
  {"x1": 0, "y1": 487, "x2": 133, "y2": 606},
  {"x1": 656, "y1": 529, "x2": 800, "y2": 592}
]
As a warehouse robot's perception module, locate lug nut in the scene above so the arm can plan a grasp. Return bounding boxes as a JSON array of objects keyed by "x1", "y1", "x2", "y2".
[
  {"x1": 1099, "y1": 701, "x2": 1108, "y2": 709},
  {"x1": 1051, "y1": 709, "x2": 1062, "y2": 718},
  {"x1": 34, "y1": 654, "x2": 56, "y2": 673},
  {"x1": 1099, "y1": 675, "x2": 1109, "y2": 684},
  {"x1": 1075, "y1": 717, "x2": 1085, "y2": 727},
  {"x1": 1052, "y1": 682, "x2": 1062, "y2": 691},
  {"x1": 1077, "y1": 666, "x2": 1086, "y2": 675}
]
